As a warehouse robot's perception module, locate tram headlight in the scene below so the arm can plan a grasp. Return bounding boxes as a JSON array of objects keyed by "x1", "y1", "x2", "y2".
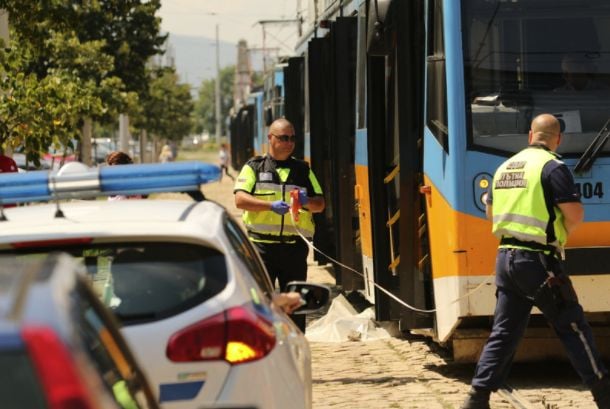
[{"x1": 473, "y1": 173, "x2": 493, "y2": 213}]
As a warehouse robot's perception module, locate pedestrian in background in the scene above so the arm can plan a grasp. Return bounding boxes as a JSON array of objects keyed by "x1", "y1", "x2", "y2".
[
  {"x1": 0, "y1": 149, "x2": 18, "y2": 174},
  {"x1": 461, "y1": 114, "x2": 609, "y2": 409},
  {"x1": 159, "y1": 144, "x2": 174, "y2": 163},
  {"x1": 0, "y1": 148, "x2": 19, "y2": 208},
  {"x1": 106, "y1": 150, "x2": 133, "y2": 166},
  {"x1": 234, "y1": 118, "x2": 325, "y2": 332},
  {"x1": 105, "y1": 151, "x2": 142, "y2": 201},
  {"x1": 218, "y1": 143, "x2": 234, "y2": 181}
]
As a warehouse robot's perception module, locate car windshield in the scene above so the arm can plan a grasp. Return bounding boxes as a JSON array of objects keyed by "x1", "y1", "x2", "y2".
[
  {"x1": 462, "y1": 0, "x2": 610, "y2": 155},
  {"x1": 5, "y1": 243, "x2": 228, "y2": 324}
]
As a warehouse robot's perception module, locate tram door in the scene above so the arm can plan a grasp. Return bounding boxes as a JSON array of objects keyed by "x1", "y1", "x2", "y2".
[
  {"x1": 395, "y1": 0, "x2": 433, "y2": 330},
  {"x1": 330, "y1": 17, "x2": 361, "y2": 290},
  {"x1": 284, "y1": 57, "x2": 305, "y2": 160},
  {"x1": 229, "y1": 104, "x2": 254, "y2": 170},
  {"x1": 306, "y1": 19, "x2": 361, "y2": 288},
  {"x1": 307, "y1": 38, "x2": 334, "y2": 266},
  {"x1": 367, "y1": 0, "x2": 432, "y2": 326}
]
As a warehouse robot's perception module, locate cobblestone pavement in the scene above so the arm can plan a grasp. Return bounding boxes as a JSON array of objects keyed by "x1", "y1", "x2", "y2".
[{"x1": 198, "y1": 172, "x2": 596, "y2": 409}]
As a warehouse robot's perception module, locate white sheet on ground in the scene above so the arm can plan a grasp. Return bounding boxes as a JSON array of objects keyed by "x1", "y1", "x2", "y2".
[{"x1": 305, "y1": 294, "x2": 391, "y2": 342}]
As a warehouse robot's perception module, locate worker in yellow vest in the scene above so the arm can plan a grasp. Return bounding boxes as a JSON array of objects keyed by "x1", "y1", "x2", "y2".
[
  {"x1": 462, "y1": 114, "x2": 609, "y2": 409},
  {"x1": 234, "y1": 118, "x2": 325, "y2": 331}
]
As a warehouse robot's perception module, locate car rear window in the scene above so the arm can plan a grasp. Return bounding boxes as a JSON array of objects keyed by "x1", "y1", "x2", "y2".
[
  {"x1": 0, "y1": 349, "x2": 48, "y2": 408},
  {"x1": 7, "y1": 243, "x2": 228, "y2": 324}
]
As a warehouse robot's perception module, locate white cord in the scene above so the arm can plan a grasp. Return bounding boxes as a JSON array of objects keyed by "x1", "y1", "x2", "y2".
[{"x1": 289, "y1": 210, "x2": 493, "y2": 314}]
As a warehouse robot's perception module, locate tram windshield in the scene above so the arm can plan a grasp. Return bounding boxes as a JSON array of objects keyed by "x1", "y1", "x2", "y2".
[{"x1": 462, "y1": 0, "x2": 610, "y2": 155}]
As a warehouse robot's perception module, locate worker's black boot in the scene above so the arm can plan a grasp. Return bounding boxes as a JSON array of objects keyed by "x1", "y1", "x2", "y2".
[
  {"x1": 592, "y1": 376, "x2": 610, "y2": 409},
  {"x1": 460, "y1": 387, "x2": 491, "y2": 409}
]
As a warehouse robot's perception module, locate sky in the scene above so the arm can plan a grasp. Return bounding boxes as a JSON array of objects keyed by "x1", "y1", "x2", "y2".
[{"x1": 158, "y1": 0, "x2": 302, "y2": 55}]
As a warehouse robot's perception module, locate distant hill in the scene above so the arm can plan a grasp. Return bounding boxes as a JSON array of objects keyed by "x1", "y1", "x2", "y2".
[
  {"x1": 165, "y1": 33, "x2": 236, "y2": 92},
  {"x1": 164, "y1": 33, "x2": 265, "y2": 94}
]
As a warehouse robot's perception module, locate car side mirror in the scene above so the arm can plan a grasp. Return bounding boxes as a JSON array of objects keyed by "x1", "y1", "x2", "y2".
[{"x1": 284, "y1": 281, "x2": 331, "y2": 315}]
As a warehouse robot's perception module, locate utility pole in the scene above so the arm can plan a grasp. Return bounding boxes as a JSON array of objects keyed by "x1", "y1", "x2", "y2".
[
  {"x1": 215, "y1": 24, "x2": 221, "y2": 144},
  {"x1": 261, "y1": 24, "x2": 267, "y2": 74},
  {"x1": 296, "y1": 0, "x2": 303, "y2": 37}
]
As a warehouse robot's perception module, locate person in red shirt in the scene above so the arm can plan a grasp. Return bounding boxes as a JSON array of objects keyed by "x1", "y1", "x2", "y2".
[
  {"x1": 0, "y1": 152, "x2": 18, "y2": 174},
  {"x1": 0, "y1": 150, "x2": 19, "y2": 210}
]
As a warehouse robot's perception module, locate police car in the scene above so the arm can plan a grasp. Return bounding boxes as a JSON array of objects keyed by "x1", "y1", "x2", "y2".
[
  {"x1": 0, "y1": 162, "x2": 328, "y2": 409},
  {"x1": 0, "y1": 253, "x2": 159, "y2": 409}
]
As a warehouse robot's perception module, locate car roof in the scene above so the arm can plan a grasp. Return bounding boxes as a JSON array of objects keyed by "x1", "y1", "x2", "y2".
[{"x1": 0, "y1": 199, "x2": 228, "y2": 245}]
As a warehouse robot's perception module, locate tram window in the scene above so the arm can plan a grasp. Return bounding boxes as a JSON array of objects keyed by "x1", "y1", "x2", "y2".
[
  {"x1": 463, "y1": 0, "x2": 610, "y2": 156},
  {"x1": 426, "y1": 0, "x2": 448, "y2": 151}
]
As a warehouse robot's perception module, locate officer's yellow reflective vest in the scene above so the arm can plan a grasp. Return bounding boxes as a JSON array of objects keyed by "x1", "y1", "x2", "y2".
[
  {"x1": 492, "y1": 146, "x2": 568, "y2": 251},
  {"x1": 235, "y1": 156, "x2": 321, "y2": 243}
]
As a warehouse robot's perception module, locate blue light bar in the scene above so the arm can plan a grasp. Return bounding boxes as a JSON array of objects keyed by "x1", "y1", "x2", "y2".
[{"x1": 0, "y1": 162, "x2": 220, "y2": 205}]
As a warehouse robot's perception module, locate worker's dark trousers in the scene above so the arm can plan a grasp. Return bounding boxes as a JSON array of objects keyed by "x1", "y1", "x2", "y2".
[
  {"x1": 472, "y1": 248, "x2": 607, "y2": 390},
  {"x1": 253, "y1": 239, "x2": 309, "y2": 332}
]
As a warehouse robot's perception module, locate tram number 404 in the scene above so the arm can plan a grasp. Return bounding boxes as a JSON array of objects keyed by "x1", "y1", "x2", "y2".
[{"x1": 575, "y1": 182, "x2": 604, "y2": 199}]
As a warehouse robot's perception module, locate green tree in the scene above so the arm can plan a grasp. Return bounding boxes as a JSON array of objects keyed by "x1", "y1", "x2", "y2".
[
  {"x1": 74, "y1": 0, "x2": 166, "y2": 95},
  {"x1": 0, "y1": 34, "x2": 120, "y2": 164},
  {"x1": 135, "y1": 68, "x2": 194, "y2": 143},
  {"x1": 0, "y1": 0, "x2": 166, "y2": 96},
  {"x1": 0, "y1": 0, "x2": 165, "y2": 161},
  {"x1": 193, "y1": 65, "x2": 236, "y2": 136}
]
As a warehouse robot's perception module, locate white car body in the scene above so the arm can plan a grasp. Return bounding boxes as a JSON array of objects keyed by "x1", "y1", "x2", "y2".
[{"x1": 0, "y1": 200, "x2": 312, "y2": 409}]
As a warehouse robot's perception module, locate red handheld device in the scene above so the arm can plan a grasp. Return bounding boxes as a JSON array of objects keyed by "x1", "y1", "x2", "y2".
[{"x1": 289, "y1": 188, "x2": 301, "y2": 222}]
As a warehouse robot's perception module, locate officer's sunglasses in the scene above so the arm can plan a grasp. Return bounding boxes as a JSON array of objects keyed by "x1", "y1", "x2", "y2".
[{"x1": 272, "y1": 133, "x2": 296, "y2": 143}]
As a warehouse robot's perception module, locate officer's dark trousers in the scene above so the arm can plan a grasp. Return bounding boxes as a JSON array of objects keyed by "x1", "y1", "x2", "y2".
[
  {"x1": 472, "y1": 248, "x2": 607, "y2": 390},
  {"x1": 253, "y1": 239, "x2": 309, "y2": 332}
]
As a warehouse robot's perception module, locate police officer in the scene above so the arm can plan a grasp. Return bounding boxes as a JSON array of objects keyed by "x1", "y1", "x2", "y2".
[
  {"x1": 461, "y1": 114, "x2": 609, "y2": 409},
  {"x1": 0, "y1": 148, "x2": 18, "y2": 210},
  {"x1": 234, "y1": 118, "x2": 325, "y2": 331}
]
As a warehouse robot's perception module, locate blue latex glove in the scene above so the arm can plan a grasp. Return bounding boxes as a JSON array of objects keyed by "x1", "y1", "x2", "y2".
[
  {"x1": 270, "y1": 200, "x2": 290, "y2": 215},
  {"x1": 298, "y1": 188, "x2": 309, "y2": 206}
]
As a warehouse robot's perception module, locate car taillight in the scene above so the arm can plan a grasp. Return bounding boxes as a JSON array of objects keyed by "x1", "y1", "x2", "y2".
[
  {"x1": 166, "y1": 305, "x2": 276, "y2": 365},
  {"x1": 22, "y1": 326, "x2": 95, "y2": 409},
  {"x1": 11, "y1": 237, "x2": 93, "y2": 249}
]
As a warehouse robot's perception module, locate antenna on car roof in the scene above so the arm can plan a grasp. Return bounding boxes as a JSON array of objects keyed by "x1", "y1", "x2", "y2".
[
  {"x1": 0, "y1": 205, "x2": 7, "y2": 222},
  {"x1": 54, "y1": 203, "x2": 65, "y2": 218},
  {"x1": 49, "y1": 162, "x2": 91, "y2": 219},
  {"x1": 49, "y1": 164, "x2": 66, "y2": 219}
]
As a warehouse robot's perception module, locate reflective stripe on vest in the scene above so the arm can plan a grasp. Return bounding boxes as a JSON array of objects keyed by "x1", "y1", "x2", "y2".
[
  {"x1": 241, "y1": 160, "x2": 317, "y2": 242},
  {"x1": 246, "y1": 222, "x2": 314, "y2": 237},
  {"x1": 492, "y1": 147, "x2": 568, "y2": 249},
  {"x1": 254, "y1": 182, "x2": 301, "y2": 193}
]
